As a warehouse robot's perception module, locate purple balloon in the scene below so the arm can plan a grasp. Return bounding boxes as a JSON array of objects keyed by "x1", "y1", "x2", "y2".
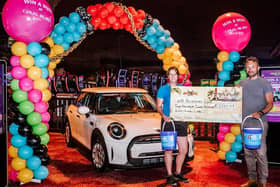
[{"x1": 2, "y1": 0, "x2": 54, "y2": 43}]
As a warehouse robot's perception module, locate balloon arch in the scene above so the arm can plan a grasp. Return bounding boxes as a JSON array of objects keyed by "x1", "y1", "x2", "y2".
[{"x1": 3, "y1": 0, "x2": 191, "y2": 183}]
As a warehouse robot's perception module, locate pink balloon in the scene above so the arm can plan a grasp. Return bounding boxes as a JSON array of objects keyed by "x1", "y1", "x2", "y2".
[
  {"x1": 2, "y1": 0, "x2": 54, "y2": 43},
  {"x1": 9, "y1": 169, "x2": 18, "y2": 182},
  {"x1": 41, "y1": 112, "x2": 50, "y2": 123},
  {"x1": 178, "y1": 74, "x2": 185, "y2": 83},
  {"x1": 219, "y1": 123, "x2": 231, "y2": 133},
  {"x1": 44, "y1": 122, "x2": 50, "y2": 130},
  {"x1": 11, "y1": 66, "x2": 27, "y2": 80},
  {"x1": 19, "y1": 77, "x2": 34, "y2": 92},
  {"x1": 212, "y1": 12, "x2": 251, "y2": 52},
  {"x1": 34, "y1": 101, "x2": 48, "y2": 113},
  {"x1": 28, "y1": 89, "x2": 42, "y2": 103},
  {"x1": 217, "y1": 132, "x2": 225, "y2": 142},
  {"x1": 183, "y1": 79, "x2": 192, "y2": 86},
  {"x1": 10, "y1": 56, "x2": 20, "y2": 67}
]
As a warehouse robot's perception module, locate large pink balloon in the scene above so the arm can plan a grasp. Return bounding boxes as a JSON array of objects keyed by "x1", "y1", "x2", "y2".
[
  {"x1": 212, "y1": 12, "x2": 251, "y2": 52},
  {"x1": 2, "y1": 0, "x2": 54, "y2": 43}
]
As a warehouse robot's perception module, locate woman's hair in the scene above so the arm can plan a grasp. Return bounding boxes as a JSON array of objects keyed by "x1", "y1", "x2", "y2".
[
  {"x1": 167, "y1": 66, "x2": 179, "y2": 76},
  {"x1": 245, "y1": 56, "x2": 259, "y2": 66}
]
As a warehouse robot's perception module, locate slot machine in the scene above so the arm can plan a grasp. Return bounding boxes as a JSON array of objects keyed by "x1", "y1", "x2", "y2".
[
  {"x1": 117, "y1": 69, "x2": 128, "y2": 87},
  {"x1": 151, "y1": 73, "x2": 159, "y2": 97},
  {"x1": 131, "y1": 70, "x2": 140, "y2": 87}
]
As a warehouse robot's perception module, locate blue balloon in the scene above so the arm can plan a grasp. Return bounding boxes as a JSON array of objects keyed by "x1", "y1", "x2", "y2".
[
  {"x1": 72, "y1": 31, "x2": 81, "y2": 42},
  {"x1": 34, "y1": 166, "x2": 49, "y2": 180},
  {"x1": 155, "y1": 25, "x2": 164, "y2": 37},
  {"x1": 235, "y1": 134, "x2": 243, "y2": 143},
  {"x1": 152, "y1": 19, "x2": 160, "y2": 28},
  {"x1": 9, "y1": 123, "x2": 19, "y2": 135},
  {"x1": 156, "y1": 45, "x2": 165, "y2": 54},
  {"x1": 27, "y1": 42, "x2": 42, "y2": 56},
  {"x1": 18, "y1": 145, "x2": 33, "y2": 159},
  {"x1": 231, "y1": 142, "x2": 243, "y2": 152},
  {"x1": 61, "y1": 42, "x2": 70, "y2": 51},
  {"x1": 41, "y1": 68, "x2": 49, "y2": 79},
  {"x1": 147, "y1": 26, "x2": 157, "y2": 36},
  {"x1": 50, "y1": 31, "x2": 57, "y2": 38},
  {"x1": 54, "y1": 23, "x2": 65, "y2": 35},
  {"x1": 229, "y1": 51, "x2": 240, "y2": 63},
  {"x1": 223, "y1": 60, "x2": 234, "y2": 71},
  {"x1": 225, "y1": 151, "x2": 237, "y2": 162},
  {"x1": 59, "y1": 16, "x2": 70, "y2": 26},
  {"x1": 11, "y1": 135, "x2": 27, "y2": 148},
  {"x1": 150, "y1": 42, "x2": 158, "y2": 49},
  {"x1": 164, "y1": 30, "x2": 171, "y2": 38},
  {"x1": 35, "y1": 54, "x2": 49, "y2": 68},
  {"x1": 66, "y1": 22, "x2": 76, "y2": 33},
  {"x1": 218, "y1": 70, "x2": 230, "y2": 81},
  {"x1": 165, "y1": 37, "x2": 174, "y2": 47},
  {"x1": 147, "y1": 35, "x2": 157, "y2": 45},
  {"x1": 63, "y1": 32, "x2": 74, "y2": 44},
  {"x1": 76, "y1": 22, "x2": 86, "y2": 34},
  {"x1": 53, "y1": 34, "x2": 64, "y2": 45},
  {"x1": 27, "y1": 156, "x2": 41, "y2": 170},
  {"x1": 157, "y1": 36, "x2": 166, "y2": 46},
  {"x1": 69, "y1": 12, "x2": 81, "y2": 23},
  {"x1": 217, "y1": 80, "x2": 225, "y2": 87}
]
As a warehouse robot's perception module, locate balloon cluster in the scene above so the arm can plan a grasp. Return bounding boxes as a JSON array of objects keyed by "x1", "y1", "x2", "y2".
[
  {"x1": 212, "y1": 12, "x2": 251, "y2": 87},
  {"x1": 216, "y1": 51, "x2": 247, "y2": 86},
  {"x1": 9, "y1": 41, "x2": 52, "y2": 183},
  {"x1": 217, "y1": 123, "x2": 243, "y2": 162}
]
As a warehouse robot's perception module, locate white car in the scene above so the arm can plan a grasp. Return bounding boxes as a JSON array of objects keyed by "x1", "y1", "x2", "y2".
[{"x1": 65, "y1": 87, "x2": 194, "y2": 171}]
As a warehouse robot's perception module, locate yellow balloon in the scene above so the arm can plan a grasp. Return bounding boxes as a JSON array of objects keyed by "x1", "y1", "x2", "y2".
[
  {"x1": 217, "y1": 150, "x2": 226, "y2": 160},
  {"x1": 163, "y1": 64, "x2": 171, "y2": 72},
  {"x1": 171, "y1": 60, "x2": 181, "y2": 68},
  {"x1": 164, "y1": 47, "x2": 175, "y2": 57},
  {"x1": 8, "y1": 146, "x2": 18, "y2": 158},
  {"x1": 53, "y1": 45, "x2": 64, "y2": 55},
  {"x1": 217, "y1": 51, "x2": 229, "y2": 62},
  {"x1": 163, "y1": 56, "x2": 172, "y2": 65},
  {"x1": 178, "y1": 64, "x2": 188, "y2": 75},
  {"x1": 48, "y1": 61, "x2": 57, "y2": 70},
  {"x1": 219, "y1": 141, "x2": 231, "y2": 152},
  {"x1": 20, "y1": 55, "x2": 34, "y2": 69},
  {"x1": 216, "y1": 61, "x2": 223, "y2": 71},
  {"x1": 48, "y1": 69, "x2": 55, "y2": 78},
  {"x1": 42, "y1": 89, "x2": 52, "y2": 102},
  {"x1": 224, "y1": 132, "x2": 236, "y2": 143},
  {"x1": 11, "y1": 42, "x2": 27, "y2": 56},
  {"x1": 34, "y1": 78, "x2": 49, "y2": 90},
  {"x1": 157, "y1": 53, "x2": 164, "y2": 60},
  {"x1": 48, "y1": 48, "x2": 55, "y2": 58},
  {"x1": 28, "y1": 66, "x2": 42, "y2": 80},
  {"x1": 42, "y1": 37, "x2": 54, "y2": 47},
  {"x1": 17, "y1": 168, "x2": 33, "y2": 183},
  {"x1": 172, "y1": 42, "x2": 180, "y2": 50},
  {"x1": 11, "y1": 157, "x2": 26, "y2": 171},
  {"x1": 230, "y1": 124, "x2": 241, "y2": 135},
  {"x1": 178, "y1": 56, "x2": 186, "y2": 64},
  {"x1": 172, "y1": 50, "x2": 182, "y2": 61}
]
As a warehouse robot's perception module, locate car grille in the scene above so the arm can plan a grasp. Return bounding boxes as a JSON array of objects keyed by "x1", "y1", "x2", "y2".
[{"x1": 133, "y1": 135, "x2": 161, "y2": 144}]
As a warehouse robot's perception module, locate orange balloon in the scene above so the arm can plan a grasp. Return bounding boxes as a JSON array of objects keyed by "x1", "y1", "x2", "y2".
[
  {"x1": 33, "y1": 78, "x2": 49, "y2": 90},
  {"x1": 172, "y1": 50, "x2": 182, "y2": 61},
  {"x1": 48, "y1": 48, "x2": 55, "y2": 58},
  {"x1": 11, "y1": 42, "x2": 27, "y2": 56},
  {"x1": 163, "y1": 64, "x2": 171, "y2": 72},
  {"x1": 217, "y1": 150, "x2": 226, "y2": 160},
  {"x1": 42, "y1": 89, "x2": 52, "y2": 102},
  {"x1": 48, "y1": 69, "x2": 55, "y2": 78},
  {"x1": 157, "y1": 53, "x2": 164, "y2": 60},
  {"x1": 53, "y1": 45, "x2": 64, "y2": 55},
  {"x1": 20, "y1": 55, "x2": 34, "y2": 69},
  {"x1": 28, "y1": 66, "x2": 42, "y2": 80},
  {"x1": 48, "y1": 61, "x2": 56, "y2": 70},
  {"x1": 164, "y1": 47, "x2": 175, "y2": 57},
  {"x1": 17, "y1": 168, "x2": 33, "y2": 183},
  {"x1": 178, "y1": 64, "x2": 188, "y2": 74},
  {"x1": 219, "y1": 141, "x2": 231, "y2": 152},
  {"x1": 217, "y1": 51, "x2": 229, "y2": 62},
  {"x1": 224, "y1": 132, "x2": 236, "y2": 143},
  {"x1": 11, "y1": 157, "x2": 26, "y2": 171},
  {"x1": 216, "y1": 61, "x2": 223, "y2": 71},
  {"x1": 171, "y1": 60, "x2": 181, "y2": 68},
  {"x1": 172, "y1": 42, "x2": 180, "y2": 50},
  {"x1": 8, "y1": 146, "x2": 18, "y2": 158},
  {"x1": 42, "y1": 37, "x2": 54, "y2": 47}
]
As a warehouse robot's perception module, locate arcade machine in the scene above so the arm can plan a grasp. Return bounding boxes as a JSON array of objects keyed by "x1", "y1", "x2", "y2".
[
  {"x1": 159, "y1": 74, "x2": 168, "y2": 86},
  {"x1": 97, "y1": 71, "x2": 107, "y2": 87},
  {"x1": 77, "y1": 75, "x2": 85, "y2": 91},
  {"x1": 151, "y1": 73, "x2": 159, "y2": 97},
  {"x1": 84, "y1": 74, "x2": 97, "y2": 88},
  {"x1": 65, "y1": 72, "x2": 79, "y2": 93},
  {"x1": 106, "y1": 68, "x2": 117, "y2": 87},
  {"x1": 141, "y1": 73, "x2": 152, "y2": 93},
  {"x1": 0, "y1": 59, "x2": 7, "y2": 187},
  {"x1": 117, "y1": 69, "x2": 128, "y2": 87},
  {"x1": 130, "y1": 70, "x2": 140, "y2": 87}
]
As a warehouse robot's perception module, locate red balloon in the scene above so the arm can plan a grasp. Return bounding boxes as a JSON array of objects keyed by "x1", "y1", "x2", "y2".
[
  {"x1": 99, "y1": 20, "x2": 108, "y2": 30},
  {"x1": 135, "y1": 19, "x2": 144, "y2": 29},
  {"x1": 120, "y1": 15, "x2": 129, "y2": 25},
  {"x1": 91, "y1": 17, "x2": 101, "y2": 29},
  {"x1": 107, "y1": 15, "x2": 117, "y2": 25},
  {"x1": 112, "y1": 21, "x2": 121, "y2": 30},
  {"x1": 113, "y1": 6, "x2": 124, "y2": 17},
  {"x1": 128, "y1": 7, "x2": 137, "y2": 17},
  {"x1": 104, "y1": 2, "x2": 115, "y2": 12},
  {"x1": 99, "y1": 7, "x2": 109, "y2": 19},
  {"x1": 137, "y1": 9, "x2": 146, "y2": 19},
  {"x1": 87, "y1": 5, "x2": 99, "y2": 16},
  {"x1": 212, "y1": 12, "x2": 251, "y2": 52}
]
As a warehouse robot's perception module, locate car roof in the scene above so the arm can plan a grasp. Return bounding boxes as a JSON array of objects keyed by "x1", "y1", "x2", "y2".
[{"x1": 81, "y1": 87, "x2": 149, "y2": 94}]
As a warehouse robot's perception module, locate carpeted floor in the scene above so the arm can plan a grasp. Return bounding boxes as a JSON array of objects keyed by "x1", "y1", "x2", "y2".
[{"x1": 8, "y1": 132, "x2": 280, "y2": 187}]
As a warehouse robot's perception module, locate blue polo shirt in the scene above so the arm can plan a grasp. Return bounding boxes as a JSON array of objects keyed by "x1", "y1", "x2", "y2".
[{"x1": 157, "y1": 84, "x2": 180, "y2": 117}]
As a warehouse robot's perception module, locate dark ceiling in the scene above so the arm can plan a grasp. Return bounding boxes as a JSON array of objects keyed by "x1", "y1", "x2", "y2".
[{"x1": 1, "y1": 0, "x2": 280, "y2": 83}]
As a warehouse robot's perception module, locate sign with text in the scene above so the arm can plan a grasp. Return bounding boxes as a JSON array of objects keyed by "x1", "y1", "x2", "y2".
[{"x1": 170, "y1": 86, "x2": 242, "y2": 123}]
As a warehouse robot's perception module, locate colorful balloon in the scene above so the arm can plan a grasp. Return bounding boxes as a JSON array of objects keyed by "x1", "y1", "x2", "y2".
[
  {"x1": 8, "y1": 146, "x2": 18, "y2": 158},
  {"x1": 10, "y1": 56, "x2": 21, "y2": 67},
  {"x1": 11, "y1": 42, "x2": 27, "y2": 56},
  {"x1": 19, "y1": 77, "x2": 34, "y2": 92},
  {"x1": 217, "y1": 132, "x2": 225, "y2": 142},
  {"x1": 27, "y1": 156, "x2": 41, "y2": 170},
  {"x1": 11, "y1": 157, "x2": 26, "y2": 171},
  {"x1": 28, "y1": 89, "x2": 42, "y2": 103},
  {"x1": 212, "y1": 12, "x2": 251, "y2": 52},
  {"x1": 41, "y1": 112, "x2": 50, "y2": 123},
  {"x1": 225, "y1": 151, "x2": 237, "y2": 162},
  {"x1": 2, "y1": 0, "x2": 54, "y2": 43},
  {"x1": 11, "y1": 66, "x2": 27, "y2": 80},
  {"x1": 27, "y1": 112, "x2": 42, "y2": 126},
  {"x1": 219, "y1": 141, "x2": 231, "y2": 152},
  {"x1": 18, "y1": 145, "x2": 34, "y2": 159},
  {"x1": 34, "y1": 101, "x2": 49, "y2": 113},
  {"x1": 224, "y1": 132, "x2": 236, "y2": 143},
  {"x1": 17, "y1": 168, "x2": 33, "y2": 183},
  {"x1": 217, "y1": 150, "x2": 226, "y2": 160}
]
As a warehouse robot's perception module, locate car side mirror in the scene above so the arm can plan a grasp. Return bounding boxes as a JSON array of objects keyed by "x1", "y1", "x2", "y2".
[{"x1": 78, "y1": 106, "x2": 90, "y2": 114}]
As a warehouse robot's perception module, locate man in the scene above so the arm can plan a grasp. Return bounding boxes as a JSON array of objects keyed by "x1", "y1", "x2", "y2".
[
  {"x1": 239, "y1": 57, "x2": 273, "y2": 187},
  {"x1": 157, "y1": 67, "x2": 189, "y2": 186}
]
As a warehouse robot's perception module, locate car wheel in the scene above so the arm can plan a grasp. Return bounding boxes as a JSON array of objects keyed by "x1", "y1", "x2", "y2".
[
  {"x1": 91, "y1": 134, "x2": 108, "y2": 172},
  {"x1": 65, "y1": 120, "x2": 74, "y2": 147}
]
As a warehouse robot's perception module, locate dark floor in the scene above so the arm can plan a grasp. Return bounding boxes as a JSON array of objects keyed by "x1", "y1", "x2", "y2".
[{"x1": 8, "y1": 132, "x2": 280, "y2": 187}]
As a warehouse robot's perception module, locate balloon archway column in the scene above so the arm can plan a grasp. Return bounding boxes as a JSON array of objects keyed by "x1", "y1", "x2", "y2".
[
  {"x1": 2, "y1": 0, "x2": 191, "y2": 184},
  {"x1": 211, "y1": 12, "x2": 251, "y2": 163}
]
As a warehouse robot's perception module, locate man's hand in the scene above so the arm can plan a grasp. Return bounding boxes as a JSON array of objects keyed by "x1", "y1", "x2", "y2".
[
  {"x1": 163, "y1": 115, "x2": 172, "y2": 122},
  {"x1": 252, "y1": 111, "x2": 262, "y2": 119}
]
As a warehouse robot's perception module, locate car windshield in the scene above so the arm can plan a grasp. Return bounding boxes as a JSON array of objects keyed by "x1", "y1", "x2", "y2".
[{"x1": 97, "y1": 93, "x2": 157, "y2": 114}]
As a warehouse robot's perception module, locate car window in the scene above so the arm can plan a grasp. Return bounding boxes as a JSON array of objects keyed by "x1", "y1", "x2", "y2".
[
  {"x1": 87, "y1": 93, "x2": 97, "y2": 111},
  {"x1": 76, "y1": 92, "x2": 87, "y2": 106}
]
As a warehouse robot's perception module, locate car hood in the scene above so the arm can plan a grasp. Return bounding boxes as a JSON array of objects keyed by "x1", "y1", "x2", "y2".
[{"x1": 100, "y1": 112, "x2": 162, "y2": 135}]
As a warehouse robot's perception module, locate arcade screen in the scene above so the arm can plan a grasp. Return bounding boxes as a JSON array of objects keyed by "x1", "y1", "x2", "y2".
[{"x1": 260, "y1": 67, "x2": 280, "y2": 122}]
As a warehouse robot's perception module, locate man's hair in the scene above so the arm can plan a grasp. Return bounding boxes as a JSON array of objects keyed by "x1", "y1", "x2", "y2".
[
  {"x1": 245, "y1": 56, "x2": 259, "y2": 66},
  {"x1": 167, "y1": 66, "x2": 179, "y2": 76}
]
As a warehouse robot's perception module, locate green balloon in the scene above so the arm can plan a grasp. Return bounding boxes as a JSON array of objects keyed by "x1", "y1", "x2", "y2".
[
  {"x1": 27, "y1": 112, "x2": 42, "y2": 126},
  {"x1": 40, "y1": 133, "x2": 50, "y2": 145},
  {"x1": 240, "y1": 70, "x2": 247, "y2": 80},
  {"x1": 12, "y1": 90, "x2": 28, "y2": 103},
  {"x1": 19, "y1": 100, "x2": 34, "y2": 115},
  {"x1": 10, "y1": 79, "x2": 20, "y2": 91},
  {"x1": 33, "y1": 123, "x2": 47, "y2": 136},
  {"x1": 234, "y1": 80, "x2": 240, "y2": 85}
]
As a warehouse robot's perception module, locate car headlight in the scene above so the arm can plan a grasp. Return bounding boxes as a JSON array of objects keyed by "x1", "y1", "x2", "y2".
[{"x1": 107, "y1": 122, "x2": 126, "y2": 140}]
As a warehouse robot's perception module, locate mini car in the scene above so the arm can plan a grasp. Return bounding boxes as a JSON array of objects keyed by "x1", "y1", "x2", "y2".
[{"x1": 65, "y1": 87, "x2": 194, "y2": 171}]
